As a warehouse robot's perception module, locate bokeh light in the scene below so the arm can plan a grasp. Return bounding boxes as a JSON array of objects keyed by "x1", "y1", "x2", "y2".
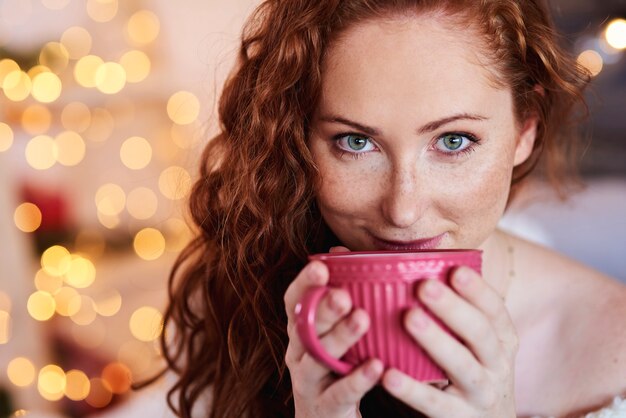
[
  {"x1": 93, "y1": 288, "x2": 122, "y2": 317},
  {"x1": 85, "y1": 107, "x2": 115, "y2": 142},
  {"x1": 167, "y1": 91, "x2": 200, "y2": 125},
  {"x1": 61, "y1": 26, "x2": 93, "y2": 59},
  {"x1": 129, "y1": 306, "x2": 163, "y2": 342},
  {"x1": 126, "y1": 10, "x2": 160, "y2": 45},
  {"x1": 164, "y1": 218, "x2": 191, "y2": 253},
  {"x1": 64, "y1": 255, "x2": 96, "y2": 288},
  {"x1": 3, "y1": 70, "x2": 32, "y2": 102},
  {"x1": 133, "y1": 228, "x2": 166, "y2": 260},
  {"x1": 34, "y1": 269, "x2": 64, "y2": 294},
  {"x1": 13, "y1": 202, "x2": 42, "y2": 233},
  {"x1": 41, "y1": 245, "x2": 72, "y2": 276},
  {"x1": 120, "y1": 136, "x2": 152, "y2": 169},
  {"x1": 0, "y1": 291, "x2": 11, "y2": 312},
  {"x1": 0, "y1": 310, "x2": 10, "y2": 344},
  {"x1": 42, "y1": 0, "x2": 71, "y2": 11},
  {"x1": 86, "y1": 0, "x2": 119, "y2": 23},
  {"x1": 95, "y1": 62, "x2": 126, "y2": 94},
  {"x1": 126, "y1": 187, "x2": 158, "y2": 220},
  {"x1": 102, "y1": 362, "x2": 132, "y2": 394},
  {"x1": 55, "y1": 131, "x2": 86, "y2": 166},
  {"x1": 25, "y1": 135, "x2": 57, "y2": 170},
  {"x1": 38, "y1": 364, "x2": 66, "y2": 401},
  {"x1": 577, "y1": 49, "x2": 603, "y2": 77},
  {"x1": 21, "y1": 104, "x2": 52, "y2": 135},
  {"x1": 95, "y1": 183, "x2": 126, "y2": 216},
  {"x1": 69, "y1": 295, "x2": 97, "y2": 326},
  {"x1": 605, "y1": 18, "x2": 626, "y2": 50},
  {"x1": 0, "y1": 122, "x2": 14, "y2": 152},
  {"x1": 61, "y1": 102, "x2": 92, "y2": 133},
  {"x1": 97, "y1": 212, "x2": 121, "y2": 229},
  {"x1": 85, "y1": 377, "x2": 113, "y2": 408},
  {"x1": 27, "y1": 291, "x2": 56, "y2": 321},
  {"x1": 31, "y1": 72, "x2": 62, "y2": 103},
  {"x1": 74, "y1": 55, "x2": 104, "y2": 88},
  {"x1": 7, "y1": 357, "x2": 36, "y2": 387},
  {"x1": 158, "y1": 165, "x2": 192, "y2": 200},
  {"x1": 64, "y1": 369, "x2": 91, "y2": 401},
  {"x1": 0, "y1": 59, "x2": 20, "y2": 86},
  {"x1": 53, "y1": 287, "x2": 80, "y2": 317},
  {"x1": 38, "y1": 42, "x2": 69, "y2": 74},
  {"x1": 119, "y1": 50, "x2": 151, "y2": 83}
]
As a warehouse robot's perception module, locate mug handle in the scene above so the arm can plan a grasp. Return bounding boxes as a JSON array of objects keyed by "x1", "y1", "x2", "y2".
[{"x1": 295, "y1": 286, "x2": 355, "y2": 375}]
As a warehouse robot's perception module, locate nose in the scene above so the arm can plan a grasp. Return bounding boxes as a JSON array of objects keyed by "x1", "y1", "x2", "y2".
[{"x1": 380, "y1": 166, "x2": 427, "y2": 228}]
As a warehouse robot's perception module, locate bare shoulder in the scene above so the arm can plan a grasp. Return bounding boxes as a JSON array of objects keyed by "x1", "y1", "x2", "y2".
[{"x1": 507, "y1": 233, "x2": 626, "y2": 416}]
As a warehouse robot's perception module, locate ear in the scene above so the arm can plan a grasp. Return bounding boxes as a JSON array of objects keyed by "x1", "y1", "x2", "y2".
[{"x1": 513, "y1": 115, "x2": 539, "y2": 166}]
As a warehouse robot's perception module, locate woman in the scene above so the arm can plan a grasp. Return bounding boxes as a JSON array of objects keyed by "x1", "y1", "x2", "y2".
[{"x1": 160, "y1": 0, "x2": 626, "y2": 417}]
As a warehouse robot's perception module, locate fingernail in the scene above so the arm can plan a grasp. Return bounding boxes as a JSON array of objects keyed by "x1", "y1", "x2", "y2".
[
  {"x1": 384, "y1": 369, "x2": 403, "y2": 389},
  {"x1": 329, "y1": 291, "x2": 345, "y2": 314},
  {"x1": 408, "y1": 308, "x2": 429, "y2": 331},
  {"x1": 348, "y1": 312, "x2": 362, "y2": 333},
  {"x1": 364, "y1": 360, "x2": 383, "y2": 380},
  {"x1": 422, "y1": 280, "x2": 443, "y2": 300},
  {"x1": 453, "y1": 267, "x2": 473, "y2": 287}
]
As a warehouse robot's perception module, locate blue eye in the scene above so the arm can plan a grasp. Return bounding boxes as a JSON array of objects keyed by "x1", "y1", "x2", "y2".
[
  {"x1": 435, "y1": 133, "x2": 477, "y2": 154},
  {"x1": 334, "y1": 134, "x2": 376, "y2": 153}
]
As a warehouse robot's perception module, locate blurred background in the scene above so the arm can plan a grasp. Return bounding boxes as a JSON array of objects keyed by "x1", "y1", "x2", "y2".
[{"x1": 0, "y1": 0, "x2": 624, "y2": 417}]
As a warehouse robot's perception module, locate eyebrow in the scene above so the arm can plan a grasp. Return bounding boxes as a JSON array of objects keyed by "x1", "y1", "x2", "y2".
[{"x1": 318, "y1": 113, "x2": 488, "y2": 136}]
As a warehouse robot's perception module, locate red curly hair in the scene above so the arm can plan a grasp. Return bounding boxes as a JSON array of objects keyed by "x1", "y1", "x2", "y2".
[{"x1": 159, "y1": 1, "x2": 589, "y2": 416}]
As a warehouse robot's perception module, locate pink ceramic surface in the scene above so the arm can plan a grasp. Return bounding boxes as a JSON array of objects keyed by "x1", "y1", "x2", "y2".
[{"x1": 295, "y1": 250, "x2": 482, "y2": 384}]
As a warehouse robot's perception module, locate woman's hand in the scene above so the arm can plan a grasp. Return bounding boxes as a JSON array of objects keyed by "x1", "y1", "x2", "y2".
[
  {"x1": 381, "y1": 266, "x2": 519, "y2": 418},
  {"x1": 284, "y1": 247, "x2": 384, "y2": 418}
]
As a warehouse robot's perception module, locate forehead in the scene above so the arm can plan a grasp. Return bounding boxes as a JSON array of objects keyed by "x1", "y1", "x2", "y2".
[{"x1": 318, "y1": 14, "x2": 512, "y2": 120}]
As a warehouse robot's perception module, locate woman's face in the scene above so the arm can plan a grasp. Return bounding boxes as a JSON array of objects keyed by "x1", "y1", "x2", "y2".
[{"x1": 308, "y1": 14, "x2": 537, "y2": 251}]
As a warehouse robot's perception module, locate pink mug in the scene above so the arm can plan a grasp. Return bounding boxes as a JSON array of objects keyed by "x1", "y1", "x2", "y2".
[{"x1": 295, "y1": 250, "x2": 482, "y2": 385}]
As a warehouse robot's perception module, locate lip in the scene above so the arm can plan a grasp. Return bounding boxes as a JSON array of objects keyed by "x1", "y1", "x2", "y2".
[{"x1": 371, "y1": 233, "x2": 446, "y2": 251}]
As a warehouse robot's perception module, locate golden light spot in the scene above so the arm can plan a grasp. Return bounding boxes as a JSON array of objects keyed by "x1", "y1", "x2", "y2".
[
  {"x1": 85, "y1": 107, "x2": 115, "y2": 142},
  {"x1": 0, "y1": 122, "x2": 14, "y2": 152},
  {"x1": 171, "y1": 123, "x2": 200, "y2": 149},
  {"x1": 25, "y1": 135, "x2": 57, "y2": 170},
  {"x1": 38, "y1": 364, "x2": 66, "y2": 401},
  {"x1": 38, "y1": 42, "x2": 69, "y2": 74},
  {"x1": 577, "y1": 50, "x2": 603, "y2": 77},
  {"x1": 41, "y1": 245, "x2": 71, "y2": 276},
  {"x1": 133, "y1": 228, "x2": 165, "y2": 261},
  {"x1": 0, "y1": 291, "x2": 11, "y2": 312},
  {"x1": 117, "y1": 341, "x2": 153, "y2": 376},
  {"x1": 61, "y1": 102, "x2": 91, "y2": 133},
  {"x1": 7, "y1": 357, "x2": 36, "y2": 387},
  {"x1": 95, "y1": 183, "x2": 126, "y2": 216},
  {"x1": 119, "y1": 136, "x2": 151, "y2": 170},
  {"x1": 55, "y1": 131, "x2": 86, "y2": 166},
  {"x1": 167, "y1": 91, "x2": 200, "y2": 125},
  {"x1": 31, "y1": 72, "x2": 62, "y2": 103},
  {"x1": 34, "y1": 269, "x2": 63, "y2": 294},
  {"x1": 71, "y1": 318, "x2": 106, "y2": 349},
  {"x1": 164, "y1": 218, "x2": 191, "y2": 253},
  {"x1": 158, "y1": 166, "x2": 192, "y2": 200},
  {"x1": 102, "y1": 362, "x2": 131, "y2": 394},
  {"x1": 97, "y1": 211, "x2": 120, "y2": 229},
  {"x1": 95, "y1": 62, "x2": 126, "y2": 94},
  {"x1": 0, "y1": 59, "x2": 20, "y2": 86},
  {"x1": 119, "y1": 50, "x2": 150, "y2": 83},
  {"x1": 74, "y1": 229, "x2": 106, "y2": 259},
  {"x1": 86, "y1": 377, "x2": 113, "y2": 408},
  {"x1": 74, "y1": 55, "x2": 104, "y2": 88},
  {"x1": 64, "y1": 369, "x2": 90, "y2": 401},
  {"x1": 27, "y1": 291, "x2": 56, "y2": 321},
  {"x1": 42, "y1": 0, "x2": 71, "y2": 10},
  {"x1": 69, "y1": 295, "x2": 97, "y2": 326},
  {"x1": 64, "y1": 255, "x2": 96, "y2": 288},
  {"x1": 21, "y1": 104, "x2": 52, "y2": 135},
  {"x1": 14, "y1": 202, "x2": 42, "y2": 233},
  {"x1": 0, "y1": 310, "x2": 10, "y2": 344},
  {"x1": 126, "y1": 10, "x2": 160, "y2": 46},
  {"x1": 12, "y1": 409, "x2": 29, "y2": 417},
  {"x1": 606, "y1": 19, "x2": 626, "y2": 50},
  {"x1": 86, "y1": 0, "x2": 118, "y2": 23},
  {"x1": 129, "y1": 306, "x2": 163, "y2": 342},
  {"x1": 93, "y1": 288, "x2": 122, "y2": 317},
  {"x1": 53, "y1": 287, "x2": 80, "y2": 317},
  {"x1": 126, "y1": 187, "x2": 158, "y2": 220},
  {"x1": 3, "y1": 70, "x2": 32, "y2": 102},
  {"x1": 61, "y1": 26, "x2": 92, "y2": 59},
  {"x1": 26, "y1": 65, "x2": 51, "y2": 79}
]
